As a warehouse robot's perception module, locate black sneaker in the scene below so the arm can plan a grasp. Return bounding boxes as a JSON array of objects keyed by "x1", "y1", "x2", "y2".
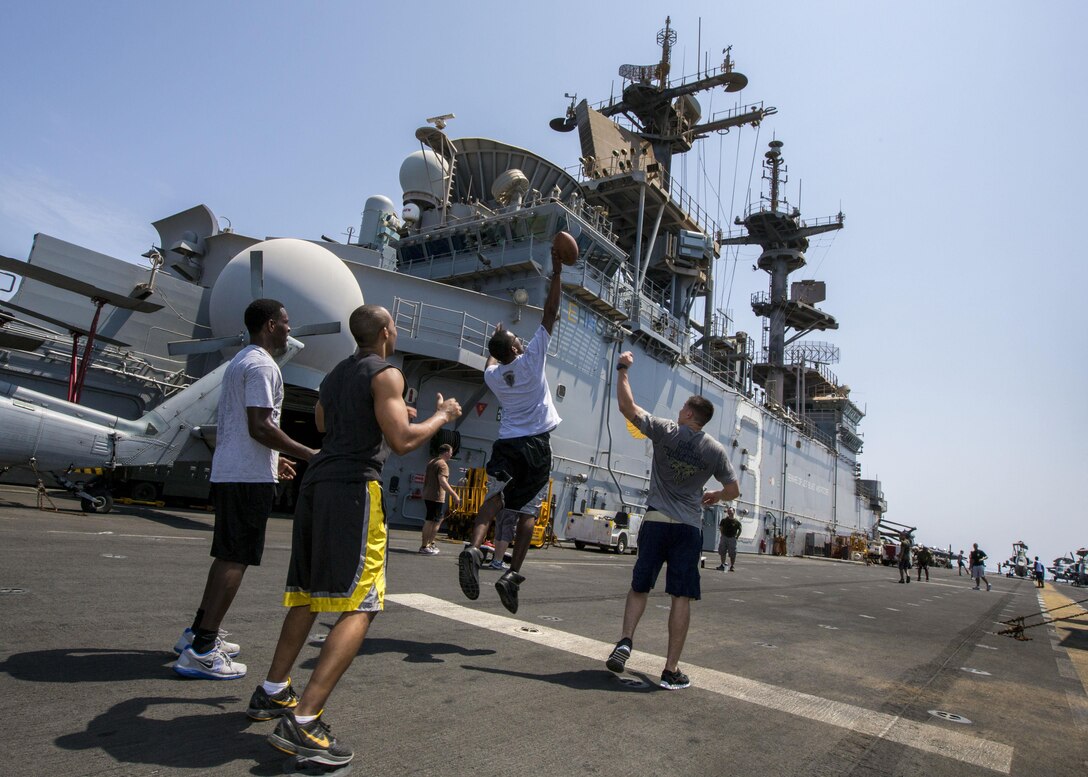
[
  {"x1": 458, "y1": 547, "x2": 482, "y2": 600},
  {"x1": 659, "y1": 668, "x2": 691, "y2": 690},
  {"x1": 268, "y1": 712, "x2": 353, "y2": 766},
  {"x1": 495, "y1": 570, "x2": 525, "y2": 613},
  {"x1": 246, "y1": 681, "x2": 300, "y2": 721},
  {"x1": 606, "y1": 642, "x2": 631, "y2": 674}
]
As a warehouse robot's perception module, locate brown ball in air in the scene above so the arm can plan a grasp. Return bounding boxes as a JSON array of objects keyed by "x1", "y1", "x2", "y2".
[{"x1": 552, "y1": 231, "x2": 579, "y2": 266}]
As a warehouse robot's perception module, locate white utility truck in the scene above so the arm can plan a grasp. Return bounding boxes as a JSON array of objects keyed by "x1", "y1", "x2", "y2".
[{"x1": 564, "y1": 508, "x2": 642, "y2": 554}]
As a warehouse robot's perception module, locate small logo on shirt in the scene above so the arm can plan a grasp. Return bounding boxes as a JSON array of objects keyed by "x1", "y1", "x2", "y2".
[{"x1": 502, "y1": 371, "x2": 515, "y2": 387}]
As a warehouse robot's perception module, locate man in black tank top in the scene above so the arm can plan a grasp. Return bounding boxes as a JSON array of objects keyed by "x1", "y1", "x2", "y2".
[{"x1": 252, "y1": 305, "x2": 462, "y2": 767}]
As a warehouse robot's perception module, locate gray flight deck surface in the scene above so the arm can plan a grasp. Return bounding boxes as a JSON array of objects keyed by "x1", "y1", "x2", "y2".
[{"x1": 1, "y1": 486, "x2": 1084, "y2": 776}]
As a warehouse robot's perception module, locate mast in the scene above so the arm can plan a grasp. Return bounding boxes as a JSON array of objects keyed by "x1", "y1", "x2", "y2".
[
  {"x1": 721, "y1": 140, "x2": 844, "y2": 407},
  {"x1": 553, "y1": 18, "x2": 777, "y2": 339}
]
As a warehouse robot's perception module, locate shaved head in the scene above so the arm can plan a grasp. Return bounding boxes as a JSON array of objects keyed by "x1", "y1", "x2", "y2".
[{"x1": 349, "y1": 304, "x2": 392, "y2": 347}]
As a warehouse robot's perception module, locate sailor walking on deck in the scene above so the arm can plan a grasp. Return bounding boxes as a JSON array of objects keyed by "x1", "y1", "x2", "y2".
[
  {"x1": 897, "y1": 531, "x2": 913, "y2": 584},
  {"x1": 969, "y1": 543, "x2": 991, "y2": 591},
  {"x1": 716, "y1": 506, "x2": 741, "y2": 572}
]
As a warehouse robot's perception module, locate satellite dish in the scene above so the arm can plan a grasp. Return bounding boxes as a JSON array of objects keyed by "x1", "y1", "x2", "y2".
[
  {"x1": 491, "y1": 169, "x2": 530, "y2": 207},
  {"x1": 414, "y1": 125, "x2": 456, "y2": 157},
  {"x1": 549, "y1": 116, "x2": 576, "y2": 132}
]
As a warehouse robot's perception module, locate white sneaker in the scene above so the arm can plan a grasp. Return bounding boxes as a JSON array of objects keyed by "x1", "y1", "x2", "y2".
[
  {"x1": 173, "y1": 645, "x2": 247, "y2": 680},
  {"x1": 174, "y1": 627, "x2": 240, "y2": 657}
]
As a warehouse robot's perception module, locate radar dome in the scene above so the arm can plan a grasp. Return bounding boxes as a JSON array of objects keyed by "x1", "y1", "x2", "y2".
[
  {"x1": 209, "y1": 238, "x2": 364, "y2": 389},
  {"x1": 400, "y1": 148, "x2": 450, "y2": 208}
]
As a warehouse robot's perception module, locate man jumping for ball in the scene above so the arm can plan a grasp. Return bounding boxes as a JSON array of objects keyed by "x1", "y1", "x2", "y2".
[{"x1": 457, "y1": 241, "x2": 565, "y2": 613}]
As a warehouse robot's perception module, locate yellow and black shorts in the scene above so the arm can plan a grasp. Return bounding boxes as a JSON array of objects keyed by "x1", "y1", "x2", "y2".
[{"x1": 283, "y1": 479, "x2": 386, "y2": 613}]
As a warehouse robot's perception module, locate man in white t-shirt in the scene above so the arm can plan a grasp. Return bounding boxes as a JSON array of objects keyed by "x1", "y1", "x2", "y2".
[
  {"x1": 457, "y1": 246, "x2": 564, "y2": 614},
  {"x1": 173, "y1": 299, "x2": 317, "y2": 680}
]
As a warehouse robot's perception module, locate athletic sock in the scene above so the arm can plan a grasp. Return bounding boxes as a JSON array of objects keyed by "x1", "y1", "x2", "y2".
[
  {"x1": 192, "y1": 627, "x2": 218, "y2": 654},
  {"x1": 190, "y1": 609, "x2": 206, "y2": 633},
  {"x1": 262, "y1": 679, "x2": 289, "y2": 695},
  {"x1": 295, "y1": 714, "x2": 317, "y2": 725}
]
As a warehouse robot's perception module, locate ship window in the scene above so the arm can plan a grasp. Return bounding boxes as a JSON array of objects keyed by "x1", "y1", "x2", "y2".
[
  {"x1": 526, "y1": 214, "x2": 550, "y2": 238},
  {"x1": 481, "y1": 224, "x2": 508, "y2": 247},
  {"x1": 424, "y1": 238, "x2": 452, "y2": 259},
  {"x1": 401, "y1": 243, "x2": 425, "y2": 263}
]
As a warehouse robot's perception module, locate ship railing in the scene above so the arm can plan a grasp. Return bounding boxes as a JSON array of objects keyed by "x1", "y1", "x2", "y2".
[
  {"x1": 21, "y1": 336, "x2": 190, "y2": 390},
  {"x1": 799, "y1": 213, "x2": 846, "y2": 230},
  {"x1": 557, "y1": 193, "x2": 620, "y2": 245},
  {"x1": 401, "y1": 201, "x2": 624, "y2": 279},
  {"x1": 564, "y1": 162, "x2": 721, "y2": 240},
  {"x1": 687, "y1": 348, "x2": 747, "y2": 393},
  {"x1": 588, "y1": 60, "x2": 748, "y2": 114},
  {"x1": 567, "y1": 260, "x2": 637, "y2": 315},
  {"x1": 631, "y1": 297, "x2": 689, "y2": 353},
  {"x1": 656, "y1": 167, "x2": 721, "y2": 239},
  {"x1": 727, "y1": 205, "x2": 844, "y2": 233},
  {"x1": 754, "y1": 352, "x2": 842, "y2": 401},
  {"x1": 771, "y1": 403, "x2": 837, "y2": 448},
  {"x1": 390, "y1": 298, "x2": 491, "y2": 357},
  {"x1": 639, "y1": 275, "x2": 670, "y2": 309}
]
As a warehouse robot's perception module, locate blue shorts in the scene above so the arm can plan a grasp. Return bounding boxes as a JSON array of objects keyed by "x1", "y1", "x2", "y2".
[{"x1": 631, "y1": 519, "x2": 702, "y2": 599}]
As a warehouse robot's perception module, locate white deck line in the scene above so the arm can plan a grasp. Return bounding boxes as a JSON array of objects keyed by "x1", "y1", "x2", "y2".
[{"x1": 388, "y1": 593, "x2": 1014, "y2": 774}]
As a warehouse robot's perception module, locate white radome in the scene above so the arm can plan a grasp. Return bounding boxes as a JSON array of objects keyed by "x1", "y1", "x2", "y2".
[{"x1": 209, "y1": 238, "x2": 364, "y2": 389}]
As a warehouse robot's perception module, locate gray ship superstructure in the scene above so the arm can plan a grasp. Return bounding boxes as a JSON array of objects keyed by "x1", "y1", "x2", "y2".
[{"x1": 0, "y1": 19, "x2": 885, "y2": 554}]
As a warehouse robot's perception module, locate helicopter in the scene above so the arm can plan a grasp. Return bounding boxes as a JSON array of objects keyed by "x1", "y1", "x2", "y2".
[
  {"x1": 0, "y1": 250, "x2": 339, "y2": 513},
  {"x1": 0, "y1": 336, "x2": 306, "y2": 513}
]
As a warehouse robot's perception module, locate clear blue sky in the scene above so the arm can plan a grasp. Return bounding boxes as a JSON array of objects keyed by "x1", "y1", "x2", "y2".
[{"x1": 2, "y1": 1, "x2": 1085, "y2": 568}]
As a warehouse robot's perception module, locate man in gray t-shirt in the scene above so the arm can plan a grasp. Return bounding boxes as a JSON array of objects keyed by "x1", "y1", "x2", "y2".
[{"x1": 604, "y1": 350, "x2": 739, "y2": 691}]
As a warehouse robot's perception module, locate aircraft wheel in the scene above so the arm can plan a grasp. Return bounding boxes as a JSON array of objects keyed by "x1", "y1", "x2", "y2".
[{"x1": 80, "y1": 493, "x2": 114, "y2": 514}]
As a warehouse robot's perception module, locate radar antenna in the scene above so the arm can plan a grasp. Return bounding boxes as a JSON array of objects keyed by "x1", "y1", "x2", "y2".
[
  {"x1": 656, "y1": 16, "x2": 676, "y2": 84},
  {"x1": 562, "y1": 17, "x2": 777, "y2": 172},
  {"x1": 425, "y1": 113, "x2": 455, "y2": 130}
]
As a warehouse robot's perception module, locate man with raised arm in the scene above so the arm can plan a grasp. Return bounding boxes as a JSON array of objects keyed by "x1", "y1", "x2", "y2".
[
  {"x1": 457, "y1": 244, "x2": 565, "y2": 614},
  {"x1": 605, "y1": 349, "x2": 739, "y2": 690},
  {"x1": 250, "y1": 304, "x2": 461, "y2": 767}
]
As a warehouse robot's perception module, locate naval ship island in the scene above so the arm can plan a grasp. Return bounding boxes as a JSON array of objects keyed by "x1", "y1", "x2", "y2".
[{"x1": 0, "y1": 19, "x2": 886, "y2": 558}]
